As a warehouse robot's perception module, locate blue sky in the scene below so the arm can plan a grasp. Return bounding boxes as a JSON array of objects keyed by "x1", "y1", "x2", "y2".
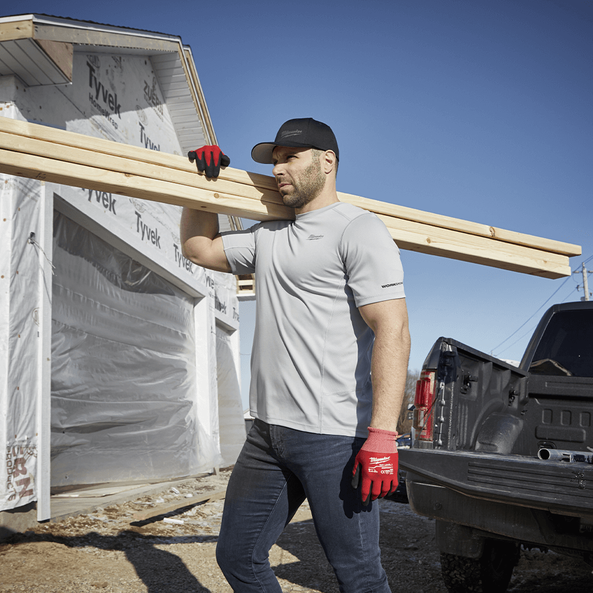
[{"x1": 17, "y1": 1, "x2": 593, "y2": 406}]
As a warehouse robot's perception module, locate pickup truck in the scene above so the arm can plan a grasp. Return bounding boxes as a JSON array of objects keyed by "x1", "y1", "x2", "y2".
[{"x1": 399, "y1": 301, "x2": 593, "y2": 593}]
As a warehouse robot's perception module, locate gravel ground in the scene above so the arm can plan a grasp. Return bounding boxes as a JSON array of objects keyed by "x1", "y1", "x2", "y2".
[{"x1": 0, "y1": 468, "x2": 592, "y2": 592}]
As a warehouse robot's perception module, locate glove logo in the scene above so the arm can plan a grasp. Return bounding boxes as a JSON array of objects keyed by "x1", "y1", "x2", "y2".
[{"x1": 368, "y1": 456, "x2": 394, "y2": 475}]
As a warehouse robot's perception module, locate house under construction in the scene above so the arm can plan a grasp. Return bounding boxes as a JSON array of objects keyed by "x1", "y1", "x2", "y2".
[{"x1": 0, "y1": 13, "x2": 248, "y2": 536}]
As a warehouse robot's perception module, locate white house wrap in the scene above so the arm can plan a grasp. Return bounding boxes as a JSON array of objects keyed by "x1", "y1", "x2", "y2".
[{"x1": 0, "y1": 14, "x2": 245, "y2": 529}]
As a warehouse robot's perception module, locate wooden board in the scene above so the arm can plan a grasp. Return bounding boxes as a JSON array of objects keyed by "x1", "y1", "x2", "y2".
[
  {"x1": 130, "y1": 489, "x2": 226, "y2": 523},
  {"x1": 0, "y1": 19, "x2": 34, "y2": 42},
  {"x1": 0, "y1": 116, "x2": 581, "y2": 278},
  {"x1": 36, "y1": 39, "x2": 73, "y2": 81}
]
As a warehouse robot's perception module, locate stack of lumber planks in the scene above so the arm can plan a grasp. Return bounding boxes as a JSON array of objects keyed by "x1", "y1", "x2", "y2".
[{"x1": 0, "y1": 116, "x2": 580, "y2": 278}]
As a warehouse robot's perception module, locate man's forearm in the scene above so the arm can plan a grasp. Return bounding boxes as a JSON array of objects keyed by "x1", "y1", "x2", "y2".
[
  {"x1": 369, "y1": 324, "x2": 411, "y2": 433},
  {"x1": 358, "y1": 299, "x2": 411, "y2": 433}
]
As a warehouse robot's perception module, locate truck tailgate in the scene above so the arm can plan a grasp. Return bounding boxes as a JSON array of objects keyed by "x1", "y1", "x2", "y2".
[{"x1": 400, "y1": 448, "x2": 593, "y2": 517}]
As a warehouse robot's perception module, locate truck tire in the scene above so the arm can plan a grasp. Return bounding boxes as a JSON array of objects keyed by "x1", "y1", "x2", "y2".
[{"x1": 440, "y1": 539, "x2": 520, "y2": 593}]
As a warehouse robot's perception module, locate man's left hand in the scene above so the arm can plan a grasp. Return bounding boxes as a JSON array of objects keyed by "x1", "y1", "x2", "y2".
[
  {"x1": 351, "y1": 427, "x2": 398, "y2": 506},
  {"x1": 188, "y1": 145, "x2": 230, "y2": 178}
]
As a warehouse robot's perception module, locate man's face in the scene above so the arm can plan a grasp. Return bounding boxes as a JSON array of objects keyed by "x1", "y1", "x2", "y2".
[{"x1": 271, "y1": 147, "x2": 325, "y2": 210}]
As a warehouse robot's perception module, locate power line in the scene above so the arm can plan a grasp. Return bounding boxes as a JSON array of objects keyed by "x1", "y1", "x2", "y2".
[
  {"x1": 491, "y1": 278, "x2": 571, "y2": 353},
  {"x1": 491, "y1": 256, "x2": 592, "y2": 356},
  {"x1": 495, "y1": 325, "x2": 538, "y2": 358},
  {"x1": 493, "y1": 285, "x2": 579, "y2": 357}
]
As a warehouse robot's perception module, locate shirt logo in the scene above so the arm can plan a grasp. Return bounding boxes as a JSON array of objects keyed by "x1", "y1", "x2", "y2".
[
  {"x1": 307, "y1": 234, "x2": 324, "y2": 241},
  {"x1": 382, "y1": 282, "x2": 403, "y2": 289}
]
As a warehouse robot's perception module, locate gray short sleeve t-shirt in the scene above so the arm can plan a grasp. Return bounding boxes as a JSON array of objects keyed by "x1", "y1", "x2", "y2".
[{"x1": 222, "y1": 202, "x2": 405, "y2": 438}]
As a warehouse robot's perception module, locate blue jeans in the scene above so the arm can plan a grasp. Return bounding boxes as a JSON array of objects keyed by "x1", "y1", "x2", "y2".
[{"x1": 216, "y1": 420, "x2": 391, "y2": 593}]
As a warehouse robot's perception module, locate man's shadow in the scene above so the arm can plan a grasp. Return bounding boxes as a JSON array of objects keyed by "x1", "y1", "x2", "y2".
[
  {"x1": 10, "y1": 528, "x2": 218, "y2": 593},
  {"x1": 8, "y1": 491, "x2": 352, "y2": 593},
  {"x1": 13, "y1": 525, "x2": 341, "y2": 593},
  {"x1": 273, "y1": 520, "x2": 339, "y2": 592}
]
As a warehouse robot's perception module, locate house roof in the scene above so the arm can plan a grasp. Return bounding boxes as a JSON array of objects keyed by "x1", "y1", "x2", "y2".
[
  {"x1": 0, "y1": 13, "x2": 216, "y2": 154},
  {"x1": 0, "y1": 13, "x2": 241, "y2": 234}
]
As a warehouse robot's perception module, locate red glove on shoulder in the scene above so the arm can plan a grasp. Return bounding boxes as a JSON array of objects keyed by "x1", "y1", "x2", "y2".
[
  {"x1": 352, "y1": 427, "x2": 398, "y2": 506},
  {"x1": 188, "y1": 145, "x2": 230, "y2": 178}
]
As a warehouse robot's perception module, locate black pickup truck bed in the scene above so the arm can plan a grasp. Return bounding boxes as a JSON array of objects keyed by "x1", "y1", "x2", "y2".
[{"x1": 400, "y1": 301, "x2": 593, "y2": 593}]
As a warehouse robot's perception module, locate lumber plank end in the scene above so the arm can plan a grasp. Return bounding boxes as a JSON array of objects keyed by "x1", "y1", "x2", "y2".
[{"x1": 395, "y1": 236, "x2": 572, "y2": 279}]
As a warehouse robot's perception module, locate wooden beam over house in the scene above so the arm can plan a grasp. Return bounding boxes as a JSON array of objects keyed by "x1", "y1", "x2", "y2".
[{"x1": 0, "y1": 116, "x2": 581, "y2": 278}]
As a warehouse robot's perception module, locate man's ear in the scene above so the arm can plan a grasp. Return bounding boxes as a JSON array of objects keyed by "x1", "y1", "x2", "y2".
[{"x1": 323, "y1": 150, "x2": 337, "y2": 175}]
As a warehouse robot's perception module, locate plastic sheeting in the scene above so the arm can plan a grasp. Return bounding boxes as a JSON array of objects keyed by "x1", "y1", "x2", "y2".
[{"x1": 51, "y1": 212, "x2": 202, "y2": 487}]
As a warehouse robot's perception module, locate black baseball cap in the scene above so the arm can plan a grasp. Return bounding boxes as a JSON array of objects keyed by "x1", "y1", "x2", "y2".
[{"x1": 251, "y1": 118, "x2": 339, "y2": 164}]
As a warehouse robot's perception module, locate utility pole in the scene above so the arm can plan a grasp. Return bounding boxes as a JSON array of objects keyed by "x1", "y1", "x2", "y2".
[{"x1": 575, "y1": 263, "x2": 591, "y2": 301}]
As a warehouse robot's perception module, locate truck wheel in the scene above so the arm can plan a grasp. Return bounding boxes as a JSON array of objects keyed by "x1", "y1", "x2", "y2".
[{"x1": 440, "y1": 540, "x2": 520, "y2": 593}]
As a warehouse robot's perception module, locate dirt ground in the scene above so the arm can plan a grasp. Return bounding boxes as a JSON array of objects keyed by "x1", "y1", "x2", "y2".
[{"x1": 0, "y1": 468, "x2": 592, "y2": 593}]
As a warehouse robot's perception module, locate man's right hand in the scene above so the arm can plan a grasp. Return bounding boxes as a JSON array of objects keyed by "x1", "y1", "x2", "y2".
[
  {"x1": 188, "y1": 146, "x2": 231, "y2": 178},
  {"x1": 351, "y1": 427, "x2": 399, "y2": 505}
]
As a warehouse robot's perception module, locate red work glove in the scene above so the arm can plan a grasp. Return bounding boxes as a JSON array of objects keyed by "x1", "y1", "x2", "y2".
[
  {"x1": 188, "y1": 145, "x2": 230, "y2": 178},
  {"x1": 352, "y1": 427, "x2": 398, "y2": 506}
]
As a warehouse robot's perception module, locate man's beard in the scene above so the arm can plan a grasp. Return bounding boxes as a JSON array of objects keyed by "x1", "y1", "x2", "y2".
[{"x1": 279, "y1": 158, "x2": 325, "y2": 210}]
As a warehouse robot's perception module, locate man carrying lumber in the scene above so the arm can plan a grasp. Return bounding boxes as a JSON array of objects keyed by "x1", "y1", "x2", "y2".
[{"x1": 181, "y1": 118, "x2": 411, "y2": 592}]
